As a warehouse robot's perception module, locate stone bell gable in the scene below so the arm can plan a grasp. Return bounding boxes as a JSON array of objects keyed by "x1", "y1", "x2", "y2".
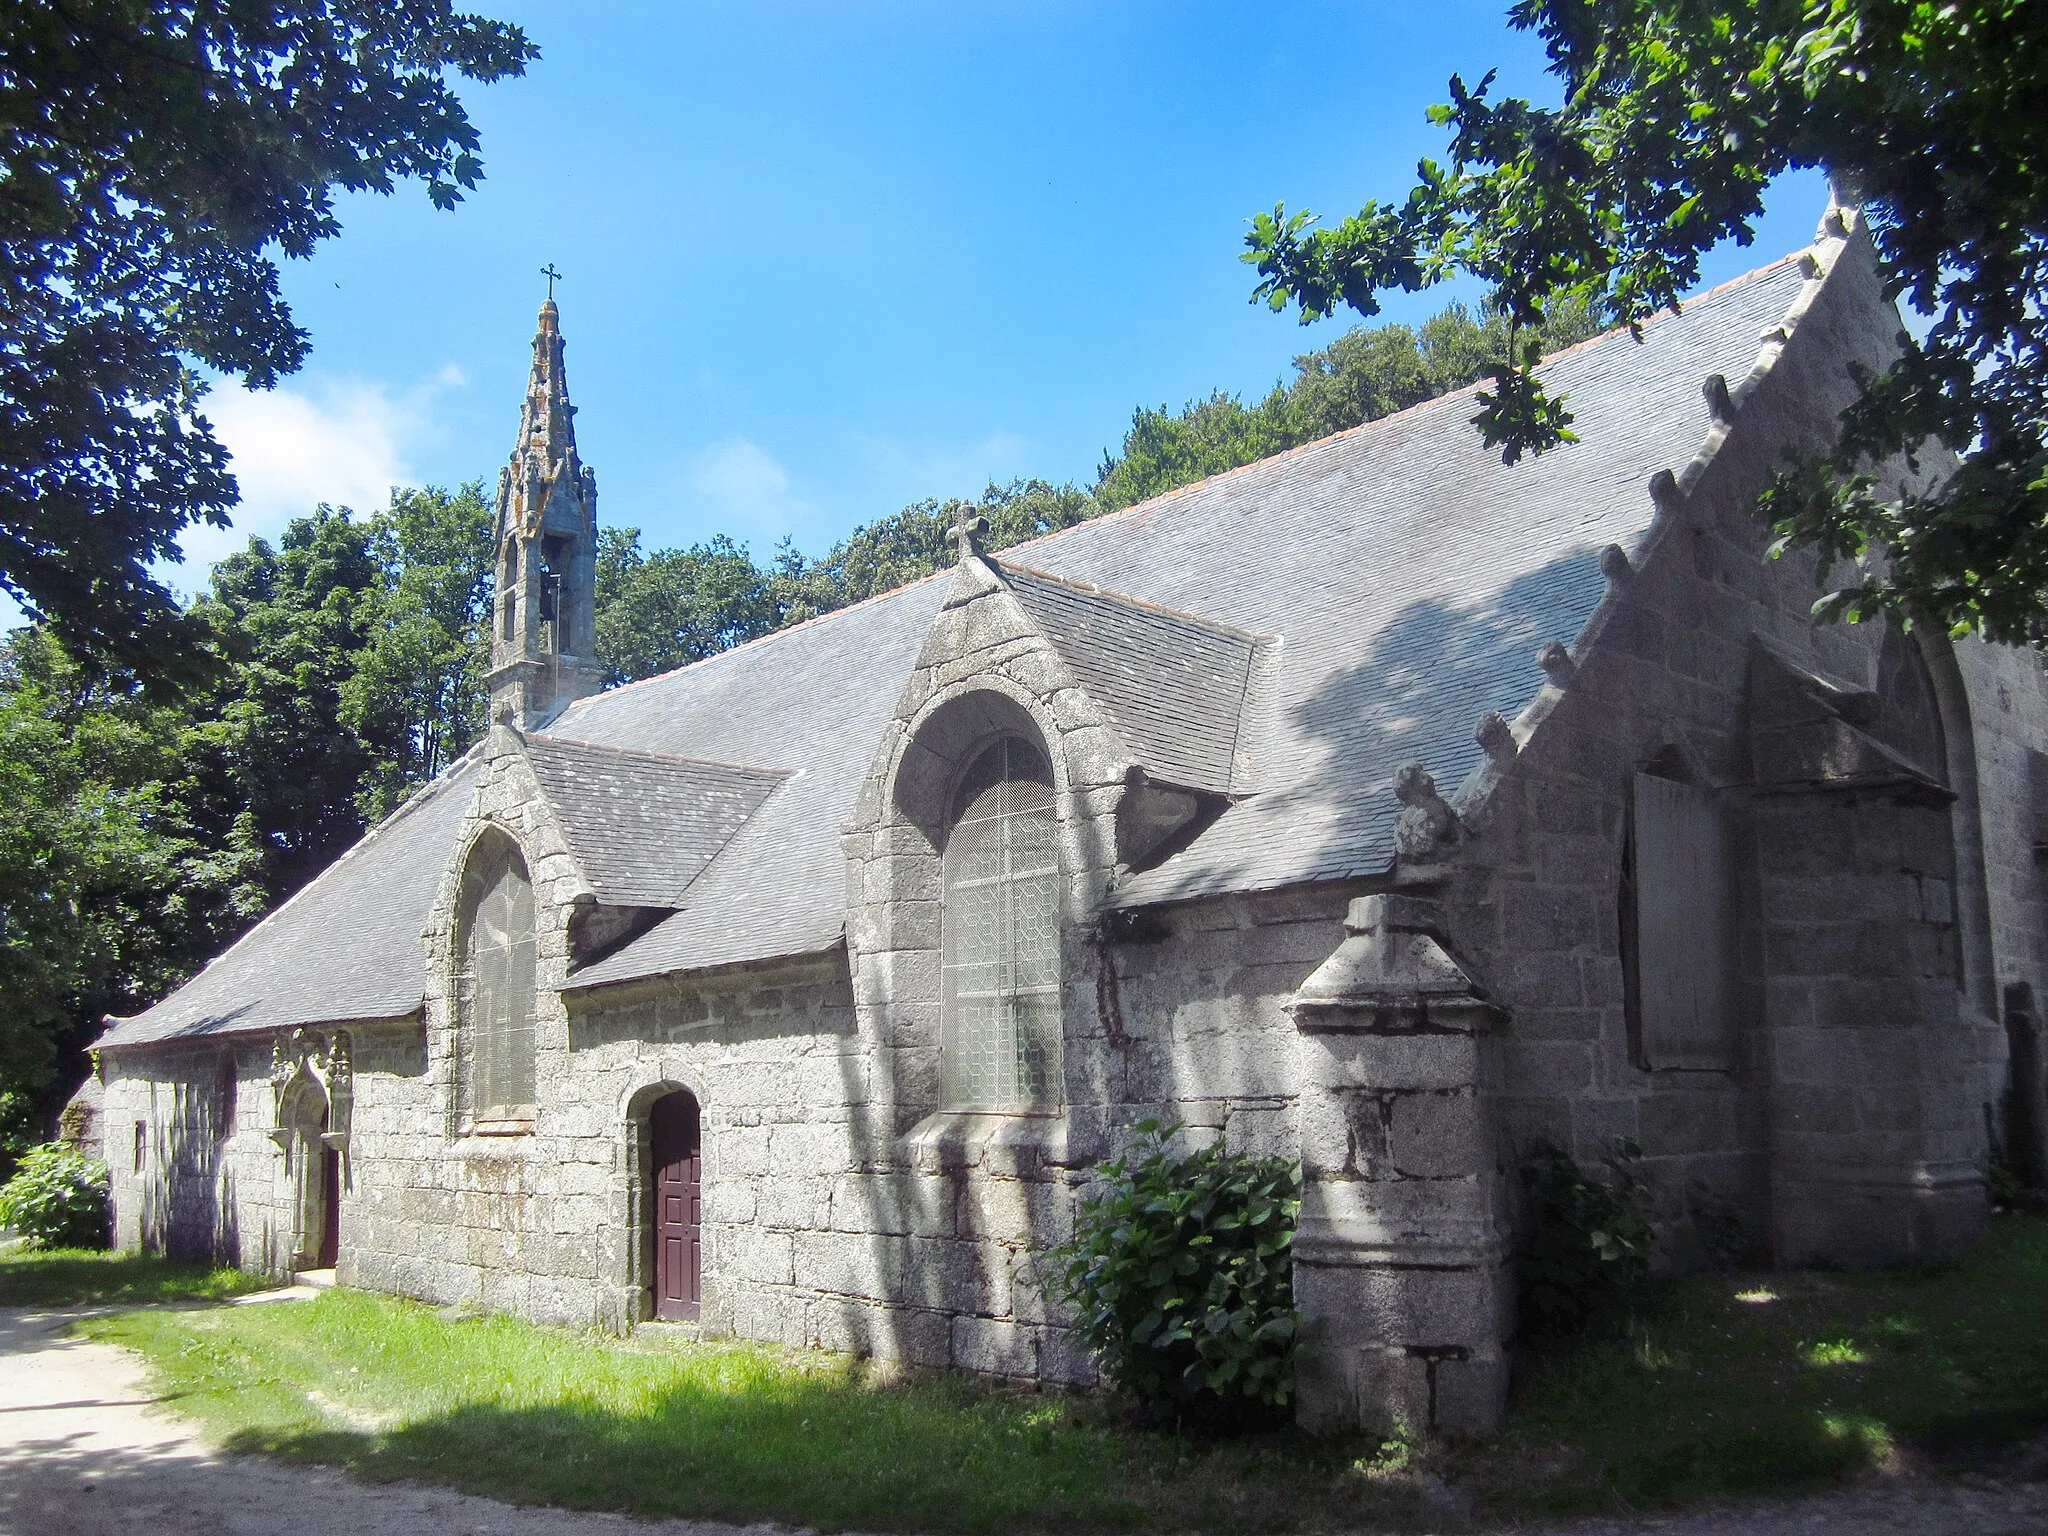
[
  {"x1": 491, "y1": 296, "x2": 607, "y2": 729},
  {"x1": 94, "y1": 205, "x2": 2048, "y2": 1440}
]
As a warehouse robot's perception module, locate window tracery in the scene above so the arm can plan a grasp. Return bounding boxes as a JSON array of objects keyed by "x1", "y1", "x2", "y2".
[
  {"x1": 458, "y1": 834, "x2": 538, "y2": 1122},
  {"x1": 941, "y1": 735, "x2": 1062, "y2": 1108}
]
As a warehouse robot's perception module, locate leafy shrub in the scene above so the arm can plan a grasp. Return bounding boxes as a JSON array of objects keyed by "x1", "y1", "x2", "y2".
[
  {"x1": 1518, "y1": 1138, "x2": 1654, "y2": 1334},
  {"x1": 1053, "y1": 1119, "x2": 1300, "y2": 1423},
  {"x1": 0, "y1": 1141, "x2": 110, "y2": 1250}
]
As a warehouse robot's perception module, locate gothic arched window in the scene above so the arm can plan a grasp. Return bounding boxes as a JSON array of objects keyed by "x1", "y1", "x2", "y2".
[
  {"x1": 941, "y1": 735, "x2": 1062, "y2": 1108},
  {"x1": 458, "y1": 834, "x2": 537, "y2": 1123}
]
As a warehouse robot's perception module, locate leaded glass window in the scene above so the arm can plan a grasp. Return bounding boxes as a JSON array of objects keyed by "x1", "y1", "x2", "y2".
[
  {"x1": 459, "y1": 837, "x2": 537, "y2": 1120},
  {"x1": 941, "y1": 736, "x2": 1062, "y2": 1108}
]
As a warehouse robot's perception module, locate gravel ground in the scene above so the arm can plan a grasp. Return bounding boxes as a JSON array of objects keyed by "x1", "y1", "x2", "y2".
[{"x1": 2, "y1": 1301, "x2": 2044, "y2": 1536}]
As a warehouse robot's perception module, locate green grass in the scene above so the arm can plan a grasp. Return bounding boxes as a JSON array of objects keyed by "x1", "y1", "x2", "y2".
[
  {"x1": 82, "y1": 1289, "x2": 1422, "y2": 1534},
  {"x1": 0, "y1": 1246, "x2": 272, "y2": 1308},
  {"x1": 1457, "y1": 1209, "x2": 2048, "y2": 1516},
  {"x1": 63, "y1": 1213, "x2": 2048, "y2": 1529}
]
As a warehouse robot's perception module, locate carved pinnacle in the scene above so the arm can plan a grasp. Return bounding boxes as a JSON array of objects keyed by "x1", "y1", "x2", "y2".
[
  {"x1": 1648, "y1": 468, "x2": 1682, "y2": 514},
  {"x1": 1475, "y1": 710, "x2": 1518, "y2": 763},
  {"x1": 1703, "y1": 373, "x2": 1735, "y2": 427},
  {"x1": 1538, "y1": 641, "x2": 1576, "y2": 686}
]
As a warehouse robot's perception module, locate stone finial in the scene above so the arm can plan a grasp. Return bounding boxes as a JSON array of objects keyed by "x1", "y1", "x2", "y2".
[
  {"x1": 1475, "y1": 710, "x2": 1518, "y2": 764},
  {"x1": 1649, "y1": 468, "x2": 1682, "y2": 514},
  {"x1": 1289, "y1": 892, "x2": 1486, "y2": 1013},
  {"x1": 1599, "y1": 543, "x2": 1634, "y2": 586},
  {"x1": 1703, "y1": 372, "x2": 1735, "y2": 427},
  {"x1": 951, "y1": 508, "x2": 989, "y2": 563},
  {"x1": 1537, "y1": 641, "x2": 1576, "y2": 687},
  {"x1": 1393, "y1": 762, "x2": 1458, "y2": 859}
]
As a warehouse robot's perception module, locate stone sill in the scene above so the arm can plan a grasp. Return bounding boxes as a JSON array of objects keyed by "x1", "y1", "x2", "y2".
[
  {"x1": 901, "y1": 1108, "x2": 1066, "y2": 1174},
  {"x1": 462, "y1": 1114, "x2": 536, "y2": 1138}
]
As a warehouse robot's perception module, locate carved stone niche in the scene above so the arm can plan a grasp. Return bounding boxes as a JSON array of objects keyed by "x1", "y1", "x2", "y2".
[
  {"x1": 1286, "y1": 894, "x2": 1511, "y2": 1438},
  {"x1": 266, "y1": 1027, "x2": 354, "y2": 1157},
  {"x1": 266, "y1": 1027, "x2": 354, "y2": 1270}
]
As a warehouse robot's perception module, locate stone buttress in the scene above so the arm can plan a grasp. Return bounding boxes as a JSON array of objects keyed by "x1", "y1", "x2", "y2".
[{"x1": 1287, "y1": 893, "x2": 1511, "y2": 1435}]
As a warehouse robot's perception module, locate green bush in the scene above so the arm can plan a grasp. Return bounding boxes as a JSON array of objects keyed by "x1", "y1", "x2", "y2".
[
  {"x1": 1053, "y1": 1119, "x2": 1300, "y2": 1423},
  {"x1": 1517, "y1": 1138, "x2": 1654, "y2": 1334},
  {"x1": 0, "y1": 1141, "x2": 110, "y2": 1251}
]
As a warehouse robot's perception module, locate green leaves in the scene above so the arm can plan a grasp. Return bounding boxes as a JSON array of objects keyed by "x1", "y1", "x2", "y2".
[
  {"x1": 0, "y1": 1142, "x2": 108, "y2": 1250},
  {"x1": 1248, "y1": 0, "x2": 2048, "y2": 635},
  {"x1": 1519, "y1": 1139, "x2": 1655, "y2": 1333},
  {"x1": 0, "y1": 486, "x2": 495, "y2": 1128},
  {"x1": 0, "y1": 1, "x2": 531, "y2": 686},
  {"x1": 1097, "y1": 295, "x2": 1601, "y2": 510},
  {"x1": 1051, "y1": 1120, "x2": 1302, "y2": 1422}
]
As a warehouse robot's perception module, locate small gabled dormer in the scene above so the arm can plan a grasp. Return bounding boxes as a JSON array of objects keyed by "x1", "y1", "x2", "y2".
[{"x1": 489, "y1": 295, "x2": 606, "y2": 729}]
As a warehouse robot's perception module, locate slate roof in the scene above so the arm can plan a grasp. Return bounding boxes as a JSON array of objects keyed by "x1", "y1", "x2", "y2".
[
  {"x1": 573, "y1": 251, "x2": 1811, "y2": 983},
  {"x1": 999, "y1": 561, "x2": 1265, "y2": 796},
  {"x1": 101, "y1": 246, "x2": 1825, "y2": 1037},
  {"x1": 521, "y1": 733, "x2": 788, "y2": 907},
  {"x1": 556, "y1": 581, "x2": 946, "y2": 988},
  {"x1": 100, "y1": 752, "x2": 483, "y2": 1046}
]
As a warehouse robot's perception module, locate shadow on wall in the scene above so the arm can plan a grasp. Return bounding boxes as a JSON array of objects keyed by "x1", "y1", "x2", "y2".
[
  {"x1": 1134, "y1": 546, "x2": 1610, "y2": 899},
  {"x1": 803, "y1": 552, "x2": 1613, "y2": 1378},
  {"x1": 140, "y1": 1054, "x2": 241, "y2": 1266}
]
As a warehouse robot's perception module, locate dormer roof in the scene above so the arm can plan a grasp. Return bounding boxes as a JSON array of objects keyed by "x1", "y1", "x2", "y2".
[
  {"x1": 995, "y1": 560, "x2": 1266, "y2": 797},
  {"x1": 520, "y1": 733, "x2": 789, "y2": 908}
]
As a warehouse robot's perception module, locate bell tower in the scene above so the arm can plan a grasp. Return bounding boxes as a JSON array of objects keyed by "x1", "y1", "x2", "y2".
[{"x1": 489, "y1": 293, "x2": 606, "y2": 729}]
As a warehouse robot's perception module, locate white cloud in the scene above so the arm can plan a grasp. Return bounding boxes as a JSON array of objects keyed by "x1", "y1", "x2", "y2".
[
  {"x1": 169, "y1": 366, "x2": 466, "y2": 586},
  {"x1": 844, "y1": 429, "x2": 1032, "y2": 503},
  {"x1": 680, "y1": 438, "x2": 816, "y2": 544}
]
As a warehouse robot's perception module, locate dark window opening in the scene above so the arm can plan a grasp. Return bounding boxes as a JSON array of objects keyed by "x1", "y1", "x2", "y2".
[
  {"x1": 538, "y1": 535, "x2": 572, "y2": 653},
  {"x1": 214, "y1": 1052, "x2": 237, "y2": 1145}
]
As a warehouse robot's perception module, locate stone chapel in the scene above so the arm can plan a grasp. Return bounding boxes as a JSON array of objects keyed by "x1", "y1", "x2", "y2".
[{"x1": 96, "y1": 203, "x2": 2048, "y2": 1435}]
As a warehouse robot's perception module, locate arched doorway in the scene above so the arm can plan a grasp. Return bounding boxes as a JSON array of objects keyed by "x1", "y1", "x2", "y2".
[
  {"x1": 649, "y1": 1091, "x2": 701, "y2": 1321},
  {"x1": 278, "y1": 1079, "x2": 340, "y2": 1272}
]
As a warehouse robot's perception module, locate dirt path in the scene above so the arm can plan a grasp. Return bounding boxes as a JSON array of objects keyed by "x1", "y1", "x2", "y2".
[{"x1": 1, "y1": 1301, "x2": 2044, "y2": 1536}]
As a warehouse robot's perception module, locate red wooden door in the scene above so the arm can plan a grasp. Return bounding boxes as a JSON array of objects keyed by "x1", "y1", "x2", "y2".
[
  {"x1": 651, "y1": 1092, "x2": 701, "y2": 1321},
  {"x1": 318, "y1": 1142, "x2": 341, "y2": 1268}
]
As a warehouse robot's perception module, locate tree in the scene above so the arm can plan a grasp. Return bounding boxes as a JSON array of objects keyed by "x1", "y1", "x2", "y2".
[
  {"x1": 594, "y1": 529, "x2": 785, "y2": 685},
  {"x1": 1242, "y1": 2, "x2": 2048, "y2": 639},
  {"x1": 0, "y1": 628, "x2": 261, "y2": 1150},
  {"x1": 346, "y1": 484, "x2": 497, "y2": 818},
  {"x1": 188, "y1": 509, "x2": 387, "y2": 903},
  {"x1": 1, "y1": 1, "x2": 533, "y2": 689},
  {"x1": 800, "y1": 480, "x2": 1098, "y2": 606},
  {"x1": 1097, "y1": 296, "x2": 1600, "y2": 509},
  {"x1": 0, "y1": 487, "x2": 499, "y2": 1149}
]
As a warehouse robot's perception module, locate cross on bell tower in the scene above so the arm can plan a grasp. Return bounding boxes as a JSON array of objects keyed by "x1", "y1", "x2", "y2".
[{"x1": 488, "y1": 287, "x2": 606, "y2": 729}]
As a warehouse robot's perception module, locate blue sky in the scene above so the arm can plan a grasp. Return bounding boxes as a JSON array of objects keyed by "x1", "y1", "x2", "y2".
[{"x1": 183, "y1": 0, "x2": 1830, "y2": 584}]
